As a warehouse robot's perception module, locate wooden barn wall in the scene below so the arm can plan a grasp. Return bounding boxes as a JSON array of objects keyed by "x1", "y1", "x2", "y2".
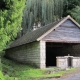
[
  {"x1": 5, "y1": 42, "x2": 40, "y2": 68},
  {"x1": 42, "y1": 19, "x2": 80, "y2": 43}
]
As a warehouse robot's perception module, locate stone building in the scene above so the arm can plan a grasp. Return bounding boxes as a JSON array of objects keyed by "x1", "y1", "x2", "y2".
[{"x1": 5, "y1": 15, "x2": 80, "y2": 69}]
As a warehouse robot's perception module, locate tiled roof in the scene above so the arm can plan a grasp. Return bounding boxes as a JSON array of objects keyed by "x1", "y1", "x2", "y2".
[{"x1": 10, "y1": 19, "x2": 63, "y2": 48}]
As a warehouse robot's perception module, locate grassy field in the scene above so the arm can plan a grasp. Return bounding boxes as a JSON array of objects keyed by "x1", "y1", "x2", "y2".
[{"x1": 1, "y1": 57, "x2": 78, "y2": 80}]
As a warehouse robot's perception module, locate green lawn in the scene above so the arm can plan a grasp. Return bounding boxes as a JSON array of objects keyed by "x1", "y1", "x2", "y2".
[{"x1": 1, "y1": 57, "x2": 78, "y2": 80}]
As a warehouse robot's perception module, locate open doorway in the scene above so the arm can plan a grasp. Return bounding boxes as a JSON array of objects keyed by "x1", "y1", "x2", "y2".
[
  {"x1": 68, "y1": 57, "x2": 72, "y2": 67},
  {"x1": 46, "y1": 42, "x2": 80, "y2": 67},
  {"x1": 46, "y1": 46, "x2": 57, "y2": 67},
  {"x1": 46, "y1": 42, "x2": 64, "y2": 67}
]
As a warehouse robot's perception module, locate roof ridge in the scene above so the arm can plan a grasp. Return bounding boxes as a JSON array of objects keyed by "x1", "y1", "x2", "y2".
[{"x1": 25, "y1": 17, "x2": 65, "y2": 34}]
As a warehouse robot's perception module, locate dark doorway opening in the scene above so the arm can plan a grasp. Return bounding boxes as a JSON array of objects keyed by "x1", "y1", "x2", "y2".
[
  {"x1": 46, "y1": 47, "x2": 57, "y2": 67},
  {"x1": 46, "y1": 42, "x2": 64, "y2": 67},
  {"x1": 68, "y1": 57, "x2": 72, "y2": 67},
  {"x1": 46, "y1": 42, "x2": 80, "y2": 67}
]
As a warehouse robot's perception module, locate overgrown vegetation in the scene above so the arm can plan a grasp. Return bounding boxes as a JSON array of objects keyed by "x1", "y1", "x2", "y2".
[
  {"x1": 0, "y1": 0, "x2": 26, "y2": 79},
  {"x1": 0, "y1": 0, "x2": 26, "y2": 52},
  {"x1": 1, "y1": 57, "x2": 78, "y2": 80},
  {"x1": 69, "y1": 6, "x2": 80, "y2": 23},
  {"x1": 63, "y1": 0, "x2": 80, "y2": 16}
]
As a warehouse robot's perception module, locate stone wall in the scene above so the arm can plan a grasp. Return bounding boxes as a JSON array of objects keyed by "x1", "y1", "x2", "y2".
[
  {"x1": 56, "y1": 57, "x2": 68, "y2": 69},
  {"x1": 5, "y1": 41, "x2": 40, "y2": 68},
  {"x1": 56, "y1": 56, "x2": 80, "y2": 68},
  {"x1": 40, "y1": 41, "x2": 46, "y2": 69},
  {"x1": 72, "y1": 57, "x2": 80, "y2": 68}
]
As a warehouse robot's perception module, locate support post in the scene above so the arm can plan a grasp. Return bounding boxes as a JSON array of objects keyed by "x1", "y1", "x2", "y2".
[{"x1": 40, "y1": 41, "x2": 46, "y2": 69}]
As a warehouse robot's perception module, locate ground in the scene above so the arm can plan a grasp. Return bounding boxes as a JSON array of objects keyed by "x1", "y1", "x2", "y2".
[
  {"x1": 57, "y1": 69, "x2": 80, "y2": 80},
  {"x1": 58, "y1": 73, "x2": 80, "y2": 80},
  {"x1": 1, "y1": 57, "x2": 80, "y2": 80},
  {"x1": 46, "y1": 68, "x2": 80, "y2": 80}
]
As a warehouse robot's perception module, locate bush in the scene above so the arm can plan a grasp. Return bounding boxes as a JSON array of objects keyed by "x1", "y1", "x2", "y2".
[{"x1": 0, "y1": 71, "x2": 5, "y2": 80}]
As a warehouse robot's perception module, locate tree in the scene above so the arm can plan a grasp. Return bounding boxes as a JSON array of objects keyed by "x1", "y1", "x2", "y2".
[
  {"x1": 63, "y1": 0, "x2": 80, "y2": 16},
  {"x1": 22, "y1": 0, "x2": 65, "y2": 33},
  {"x1": 0, "y1": 0, "x2": 26, "y2": 52},
  {"x1": 69, "y1": 6, "x2": 80, "y2": 23}
]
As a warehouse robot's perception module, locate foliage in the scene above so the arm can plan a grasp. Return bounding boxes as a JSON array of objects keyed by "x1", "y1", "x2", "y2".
[
  {"x1": 2, "y1": 57, "x2": 77, "y2": 79},
  {"x1": 22, "y1": 0, "x2": 80, "y2": 33},
  {"x1": 0, "y1": 71, "x2": 5, "y2": 80},
  {"x1": 63, "y1": 0, "x2": 80, "y2": 16},
  {"x1": 69, "y1": 6, "x2": 80, "y2": 23},
  {"x1": 0, "y1": 0, "x2": 26, "y2": 52},
  {"x1": 67, "y1": 0, "x2": 80, "y2": 9},
  {"x1": 22, "y1": 0, "x2": 65, "y2": 33}
]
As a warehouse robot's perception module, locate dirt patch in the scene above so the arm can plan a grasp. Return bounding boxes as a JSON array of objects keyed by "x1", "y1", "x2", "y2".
[{"x1": 59, "y1": 68, "x2": 80, "y2": 79}]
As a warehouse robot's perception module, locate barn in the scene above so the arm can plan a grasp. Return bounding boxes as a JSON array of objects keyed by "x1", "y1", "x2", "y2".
[{"x1": 5, "y1": 15, "x2": 80, "y2": 69}]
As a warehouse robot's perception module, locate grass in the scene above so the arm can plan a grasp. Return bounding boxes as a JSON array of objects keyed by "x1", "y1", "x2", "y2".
[{"x1": 1, "y1": 57, "x2": 78, "y2": 80}]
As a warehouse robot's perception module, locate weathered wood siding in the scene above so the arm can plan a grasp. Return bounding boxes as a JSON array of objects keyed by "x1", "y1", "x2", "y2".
[
  {"x1": 5, "y1": 42, "x2": 40, "y2": 68},
  {"x1": 42, "y1": 19, "x2": 80, "y2": 43}
]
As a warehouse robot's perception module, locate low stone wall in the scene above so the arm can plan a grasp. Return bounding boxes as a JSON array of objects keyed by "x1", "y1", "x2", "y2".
[
  {"x1": 56, "y1": 57, "x2": 68, "y2": 69},
  {"x1": 56, "y1": 56, "x2": 80, "y2": 68},
  {"x1": 5, "y1": 41, "x2": 40, "y2": 68},
  {"x1": 72, "y1": 57, "x2": 80, "y2": 68}
]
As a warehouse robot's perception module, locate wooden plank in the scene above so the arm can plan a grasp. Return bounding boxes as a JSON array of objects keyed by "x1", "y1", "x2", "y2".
[{"x1": 42, "y1": 19, "x2": 80, "y2": 43}]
